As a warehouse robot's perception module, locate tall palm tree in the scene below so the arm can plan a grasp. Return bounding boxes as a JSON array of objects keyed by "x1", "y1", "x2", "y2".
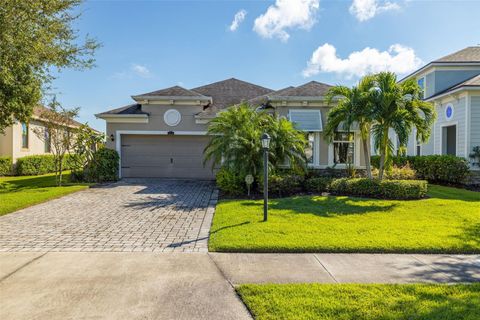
[
  {"x1": 204, "y1": 103, "x2": 307, "y2": 177},
  {"x1": 324, "y1": 75, "x2": 376, "y2": 178},
  {"x1": 370, "y1": 72, "x2": 436, "y2": 179}
]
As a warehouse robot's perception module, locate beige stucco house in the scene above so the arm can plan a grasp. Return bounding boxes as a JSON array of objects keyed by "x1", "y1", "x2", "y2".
[
  {"x1": 96, "y1": 78, "x2": 367, "y2": 180},
  {"x1": 0, "y1": 106, "x2": 85, "y2": 164}
]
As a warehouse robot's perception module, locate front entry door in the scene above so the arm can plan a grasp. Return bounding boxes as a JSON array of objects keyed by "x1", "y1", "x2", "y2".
[{"x1": 442, "y1": 125, "x2": 456, "y2": 156}]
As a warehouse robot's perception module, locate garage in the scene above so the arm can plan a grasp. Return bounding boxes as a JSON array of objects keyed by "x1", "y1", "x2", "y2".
[{"x1": 120, "y1": 135, "x2": 215, "y2": 179}]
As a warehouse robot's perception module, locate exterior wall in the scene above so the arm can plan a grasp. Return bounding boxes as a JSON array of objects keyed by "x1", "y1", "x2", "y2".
[
  {"x1": 470, "y1": 94, "x2": 480, "y2": 167},
  {"x1": 431, "y1": 70, "x2": 480, "y2": 98},
  {"x1": 0, "y1": 121, "x2": 51, "y2": 162},
  {"x1": 105, "y1": 103, "x2": 207, "y2": 149},
  {"x1": 0, "y1": 126, "x2": 13, "y2": 157},
  {"x1": 425, "y1": 72, "x2": 435, "y2": 98}
]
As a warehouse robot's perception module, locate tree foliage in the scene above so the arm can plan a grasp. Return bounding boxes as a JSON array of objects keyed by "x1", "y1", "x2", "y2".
[
  {"x1": 33, "y1": 98, "x2": 79, "y2": 186},
  {"x1": 0, "y1": 0, "x2": 99, "y2": 132},
  {"x1": 324, "y1": 75, "x2": 376, "y2": 178},
  {"x1": 204, "y1": 103, "x2": 307, "y2": 177},
  {"x1": 370, "y1": 72, "x2": 436, "y2": 179}
]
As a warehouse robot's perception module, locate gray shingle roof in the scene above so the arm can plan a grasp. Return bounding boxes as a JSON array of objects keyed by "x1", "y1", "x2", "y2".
[
  {"x1": 270, "y1": 81, "x2": 332, "y2": 98},
  {"x1": 433, "y1": 46, "x2": 480, "y2": 63},
  {"x1": 134, "y1": 85, "x2": 209, "y2": 98},
  {"x1": 97, "y1": 104, "x2": 148, "y2": 116},
  {"x1": 247, "y1": 86, "x2": 296, "y2": 106},
  {"x1": 192, "y1": 78, "x2": 273, "y2": 109}
]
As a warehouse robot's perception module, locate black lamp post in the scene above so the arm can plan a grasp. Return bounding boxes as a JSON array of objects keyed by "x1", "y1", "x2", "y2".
[{"x1": 261, "y1": 133, "x2": 271, "y2": 222}]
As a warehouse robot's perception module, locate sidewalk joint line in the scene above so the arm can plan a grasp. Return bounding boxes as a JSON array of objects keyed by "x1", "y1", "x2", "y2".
[{"x1": 313, "y1": 254, "x2": 338, "y2": 283}]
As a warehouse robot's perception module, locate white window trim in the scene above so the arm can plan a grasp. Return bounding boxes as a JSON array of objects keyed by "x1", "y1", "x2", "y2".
[
  {"x1": 306, "y1": 132, "x2": 320, "y2": 168},
  {"x1": 329, "y1": 131, "x2": 358, "y2": 167},
  {"x1": 288, "y1": 109, "x2": 323, "y2": 132}
]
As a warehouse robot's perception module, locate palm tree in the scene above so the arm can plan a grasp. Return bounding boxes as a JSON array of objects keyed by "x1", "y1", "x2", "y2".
[
  {"x1": 204, "y1": 103, "x2": 307, "y2": 177},
  {"x1": 370, "y1": 72, "x2": 436, "y2": 179},
  {"x1": 324, "y1": 75, "x2": 376, "y2": 178}
]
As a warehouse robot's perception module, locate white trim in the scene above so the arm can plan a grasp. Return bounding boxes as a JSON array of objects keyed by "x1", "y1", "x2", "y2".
[
  {"x1": 115, "y1": 130, "x2": 208, "y2": 178},
  {"x1": 444, "y1": 103, "x2": 454, "y2": 121}
]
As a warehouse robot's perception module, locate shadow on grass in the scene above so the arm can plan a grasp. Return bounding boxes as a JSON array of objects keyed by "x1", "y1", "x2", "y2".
[
  {"x1": 210, "y1": 221, "x2": 251, "y2": 234},
  {"x1": 240, "y1": 196, "x2": 397, "y2": 217}
]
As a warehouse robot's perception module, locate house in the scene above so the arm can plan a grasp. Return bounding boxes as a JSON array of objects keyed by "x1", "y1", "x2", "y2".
[
  {"x1": 401, "y1": 46, "x2": 480, "y2": 168},
  {"x1": 0, "y1": 105, "x2": 85, "y2": 164},
  {"x1": 96, "y1": 78, "x2": 368, "y2": 179}
]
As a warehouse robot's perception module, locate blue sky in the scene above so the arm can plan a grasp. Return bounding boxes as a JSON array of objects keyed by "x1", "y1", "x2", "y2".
[{"x1": 51, "y1": 0, "x2": 480, "y2": 132}]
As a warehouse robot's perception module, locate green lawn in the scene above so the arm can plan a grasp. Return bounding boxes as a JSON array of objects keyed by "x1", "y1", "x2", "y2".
[
  {"x1": 237, "y1": 283, "x2": 480, "y2": 320},
  {"x1": 0, "y1": 173, "x2": 91, "y2": 216},
  {"x1": 209, "y1": 185, "x2": 480, "y2": 253}
]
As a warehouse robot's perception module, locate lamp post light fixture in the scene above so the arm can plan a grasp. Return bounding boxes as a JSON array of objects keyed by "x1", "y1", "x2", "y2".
[{"x1": 261, "y1": 133, "x2": 271, "y2": 222}]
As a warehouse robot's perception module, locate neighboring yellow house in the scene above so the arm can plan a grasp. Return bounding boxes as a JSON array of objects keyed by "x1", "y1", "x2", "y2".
[{"x1": 0, "y1": 106, "x2": 86, "y2": 164}]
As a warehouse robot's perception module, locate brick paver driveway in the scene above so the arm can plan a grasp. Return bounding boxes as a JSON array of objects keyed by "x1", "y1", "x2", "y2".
[{"x1": 0, "y1": 179, "x2": 217, "y2": 252}]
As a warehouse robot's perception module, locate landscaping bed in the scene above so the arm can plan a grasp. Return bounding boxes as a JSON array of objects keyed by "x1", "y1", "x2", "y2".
[
  {"x1": 237, "y1": 283, "x2": 480, "y2": 320},
  {"x1": 209, "y1": 185, "x2": 480, "y2": 253}
]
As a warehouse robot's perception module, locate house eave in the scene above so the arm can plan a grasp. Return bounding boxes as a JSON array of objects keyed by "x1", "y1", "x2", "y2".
[
  {"x1": 131, "y1": 95, "x2": 212, "y2": 103},
  {"x1": 425, "y1": 86, "x2": 480, "y2": 102},
  {"x1": 400, "y1": 62, "x2": 480, "y2": 82}
]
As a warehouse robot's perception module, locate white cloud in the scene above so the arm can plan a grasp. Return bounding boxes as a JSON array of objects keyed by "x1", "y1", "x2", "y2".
[
  {"x1": 349, "y1": 0, "x2": 400, "y2": 22},
  {"x1": 302, "y1": 43, "x2": 422, "y2": 78},
  {"x1": 229, "y1": 9, "x2": 247, "y2": 31},
  {"x1": 131, "y1": 64, "x2": 152, "y2": 78},
  {"x1": 253, "y1": 0, "x2": 319, "y2": 42}
]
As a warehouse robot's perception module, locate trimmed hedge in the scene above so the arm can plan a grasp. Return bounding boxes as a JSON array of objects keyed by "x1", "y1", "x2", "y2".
[
  {"x1": 216, "y1": 167, "x2": 246, "y2": 196},
  {"x1": 371, "y1": 155, "x2": 470, "y2": 184},
  {"x1": 261, "y1": 174, "x2": 304, "y2": 197},
  {"x1": 83, "y1": 148, "x2": 119, "y2": 182},
  {"x1": 329, "y1": 178, "x2": 428, "y2": 200},
  {"x1": 15, "y1": 154, "x2": 74, "y2": 176},
  {"x1": 0, "y1": 156, "x2": 13, "y2": 176},
  {"x1": 305, "y1": 177, "x2": 332, "y2": 193}
]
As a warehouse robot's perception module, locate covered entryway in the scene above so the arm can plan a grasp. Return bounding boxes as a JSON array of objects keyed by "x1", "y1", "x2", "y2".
[
  {"x1": 442, "y1": 125, "x2": 457, "y2": 156},
  {"x1": 121, "y1": 134, "x2": 215, "y2": 179}
]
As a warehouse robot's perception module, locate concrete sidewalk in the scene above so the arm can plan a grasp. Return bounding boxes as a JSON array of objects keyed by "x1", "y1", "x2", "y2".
[
  {"x1": 209, "y1": 253, "x2": 480, "y2": 284},
  {"x1": 1, "y1": 252, "x2": 478, "y2": 320}
]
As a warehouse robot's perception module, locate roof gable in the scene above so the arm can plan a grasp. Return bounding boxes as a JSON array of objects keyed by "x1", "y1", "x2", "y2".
[
  {"x1": 133, "y1": 85, "x2": 210, "y2": 99},
  {"x1": 434, "y1": 46, "x2": 480, "y2": 63},
  {"x1": 270, "y1": 81, "x2": 332, "y2": 98},
  {"x1": 192, "y1": 78, "x2": 273, "y2": 109}
]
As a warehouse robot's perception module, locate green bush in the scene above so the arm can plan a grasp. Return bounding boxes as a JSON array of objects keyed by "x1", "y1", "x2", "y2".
[
  {"x1": 372, "y1": 164, "x2": 417, "y2": 180},
  {"x1": 305, "y1": 177, "x2": 332, "y2": 193},
  {"x1": 329, "y1": 178, "x2": 428, "y2": 200},
  {"x1": 260, "y1": 174, "x2": 304, "y2": 197},
  {"x1": 371, "y1": 155, "x2": 470, "y2": 184},
  {"x1": 15, "y1": 154, "x2": 75, "y2": 175},
  {"x1": 0, "y1": 156, "x2": 12, "y2": 176},
  {"x1": 216, "y1": 167, "x2": 246, "y2": 196},
  {"x1": 16, "y1": 155, "x2": 55, "y2": 175},
  {"x1": 83, "y1": 148, "x2": 119, "y2": 182}
]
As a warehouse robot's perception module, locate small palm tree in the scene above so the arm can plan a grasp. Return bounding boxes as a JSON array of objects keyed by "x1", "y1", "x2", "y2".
[
  {"x1": 370, "y1": 72, "x2": 436, "y2": 179},
  {"x1": 204, "y1": 103, "x2": 307, "y2": 177},
  {"x1": 324, "y1": 75, "x2": 376, "y2": 178}
]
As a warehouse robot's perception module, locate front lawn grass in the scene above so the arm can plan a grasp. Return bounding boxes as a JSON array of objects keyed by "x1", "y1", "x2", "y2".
[
  {"x1": 0, "y1": 172, "x2": 91, "y2": 216},
  {"x1": 209, "y1": 185, "x2": 480, "y2": 253},
  {"x1": 237, "y1": 283, "x2": 480, "y2": 320}
]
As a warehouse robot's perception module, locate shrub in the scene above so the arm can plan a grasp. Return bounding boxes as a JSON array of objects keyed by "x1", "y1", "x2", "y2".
[
  {"x1": 371, "y1": 155, "x2": 470, "y2": 184},
  {"x1": 372, "y1": 164, "x2": 417, "y2": 180},
  {"x1": 216, "y1": 167, "x2": 246, "y2": 196},
  {"x1": 0, "y1": 156, "x2": 12, "y2": 176},
  {"x1": 260, "y1": 173, "x2": 304, "y2": 197},
  {"x1": 305, "y1": 177, "x2": 332, "y2": 193},
  {"x1": 329, "y1": 178, "x2": 428, "y2": 200},
  {"x1": 83, "y1": 148, "x2": 119, "y2": 182},
  {"x1": 15, "y1": 154, "x2": 75, "y2": 176},
  {"x1": 16, "y1": 155, "x2": 55, "y2": 175}
]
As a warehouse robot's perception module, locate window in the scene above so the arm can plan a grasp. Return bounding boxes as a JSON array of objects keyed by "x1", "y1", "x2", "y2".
[
  {"x1": 44, "y1": 129, "x2": 51, "y2": 153},
  {"x1": 416, "y1": 144, "x2": 421, "y2": 156},
  {"x1": 305, "y1": 133, "x2": 315, "y2": 165},
  {"x1": 417, "y1": 77, "x2": 425, "y2": 99},
  {"x1": 333, "y1": 132, "x2": 354, "y2": 164},
  {"x1": 21, "y1": 122, "x2": 29, "y2": 148}
]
